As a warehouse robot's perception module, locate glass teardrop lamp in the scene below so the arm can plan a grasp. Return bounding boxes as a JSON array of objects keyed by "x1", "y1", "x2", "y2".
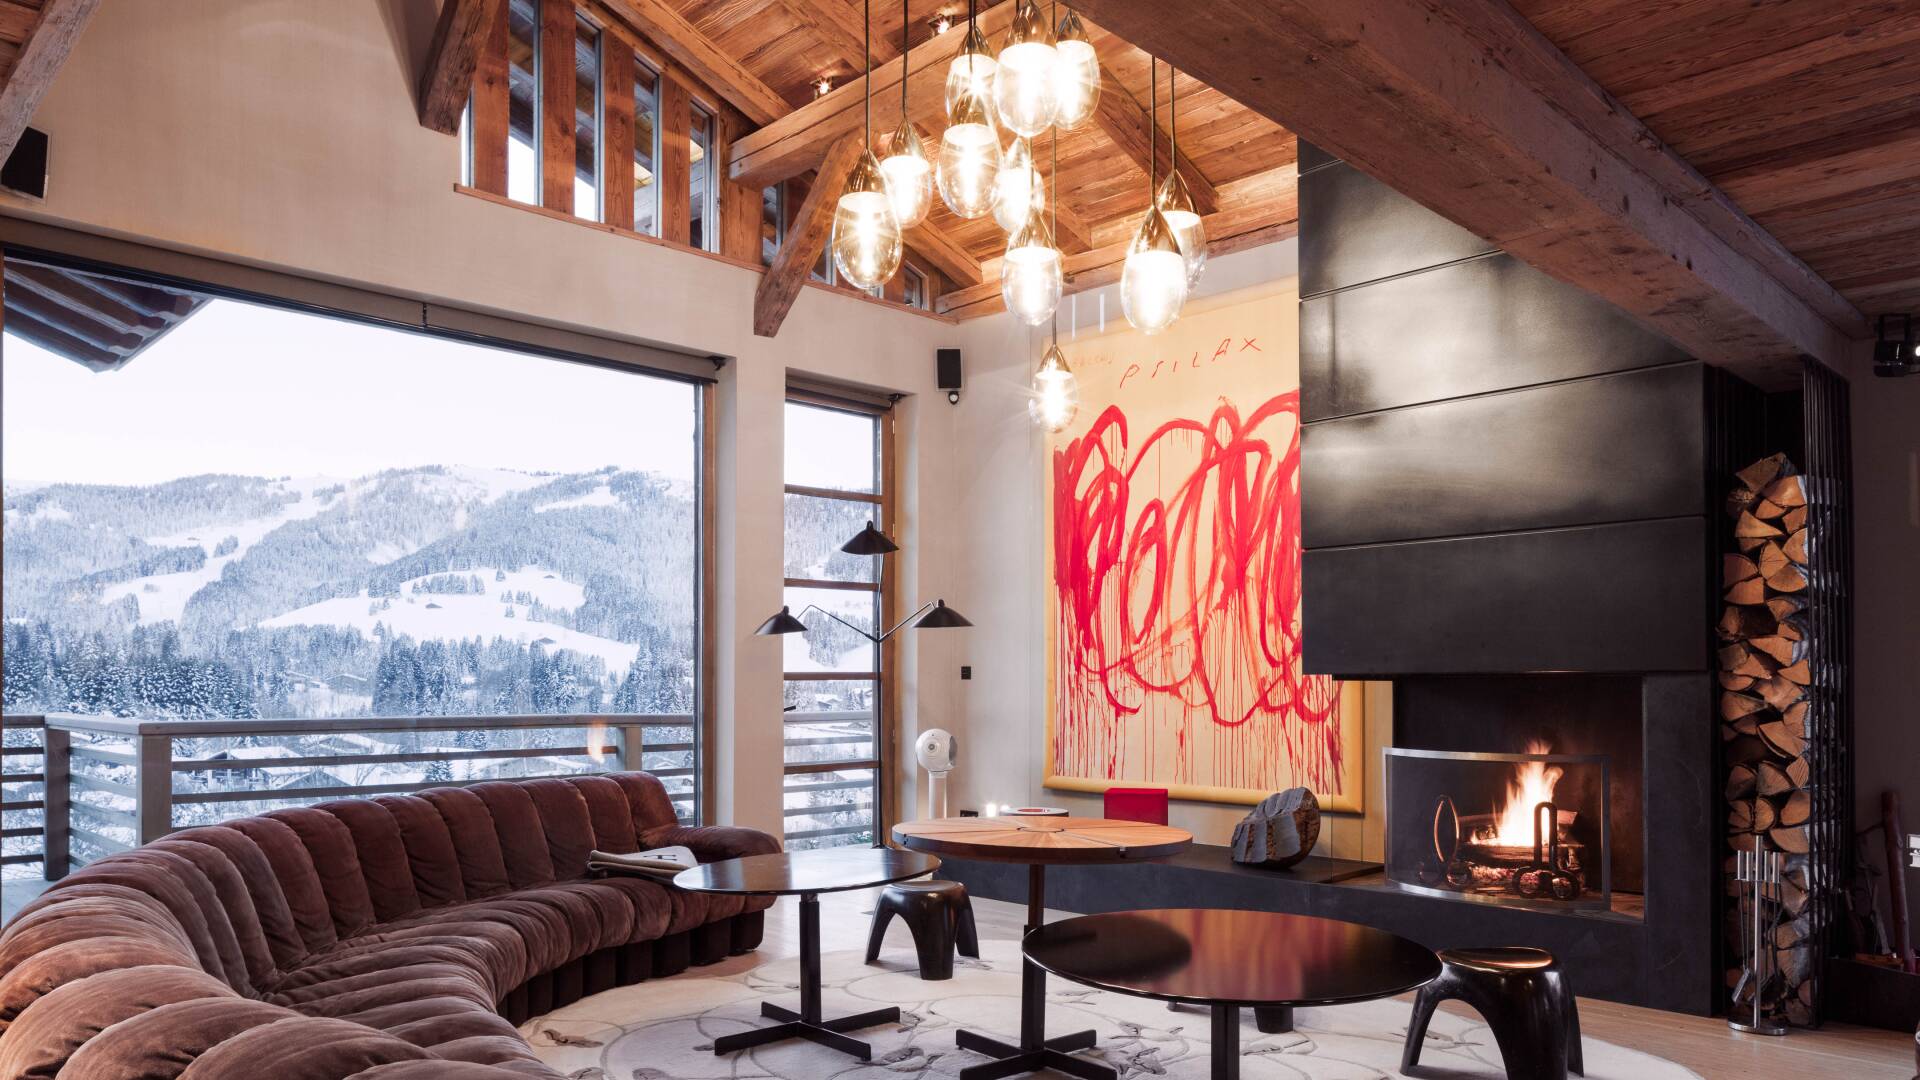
[
  {"x1": 1001, "y1": 203, "x2": 1062, "y2": 326},
  {"x1": 1121, "y1": 205, "x2": 1188, "y2": 334},
  {"x1": 832, "y1": 149, "x2": 904, "y2": 289}
]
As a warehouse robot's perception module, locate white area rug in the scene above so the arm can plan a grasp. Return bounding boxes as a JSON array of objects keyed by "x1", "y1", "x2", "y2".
[{"x1": 521, "y1": 939, "x2": 1701, "y2": 1079}]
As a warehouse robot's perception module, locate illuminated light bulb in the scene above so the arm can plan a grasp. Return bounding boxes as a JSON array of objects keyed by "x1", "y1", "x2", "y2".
[
  {"x1": 992, "y1": 135, "x2": 1044, "y2": 234},
  {"x1": 945, "y1": 21, "x2": 997, "y2": 117},
  {"x1": 1050, "y1": 9, "x2": 1099, "y2": 130},
  {"x1": 937, "y1": 86, "x2": 1002, "y2": 219},
  {"x1": 832, "y1": 149, "x2": 904, "y2": 289},
  {"x1": 879, "y1": 120, "x2": 934, "y2": 229},
  {"x1": 1121, "y1": 206, "x2": 1188, "y2": 334},
  {"x1": 993, "y1": 0, "x2": 1057, "y2": 138},
  {"x1": 1000, "y1": 203, "x2": 1061, "y2": 326},
  {"x1": 1156, "y1": 170, "x2": 1207, "y2": 287},
  {"x1": 1027, "y1": 340, "x2": 1078, "y2": 432}
]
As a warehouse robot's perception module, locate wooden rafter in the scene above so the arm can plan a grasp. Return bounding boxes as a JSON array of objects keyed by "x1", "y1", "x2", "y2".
[
  {"x1": 601, "y1": 0, "x2": 793, "y2": 124},
  {"x1": 907, "y1": 219, "x2": 983, "y2": 286},
  {"x1": 1065, "y1": 0, "x2": 1869, "y2": 385},
  {"x1": 0, "y1": 0, "x2": 101, "y2": 161},
  {"x1": 728, "y1": 0, "x2": 1019, "y2": 187},
  {"x1": 756, "y1": 135, "x2": 865, "y2": 336},
  {"x1": 1090, "y1": 64, "x2": 1217, "y2": 215},
  {"x1": 776, "y1": 0, "x2": 873, "y2": 77},
  {"x1": 417, "y1": 0, "x2": 504, "y2": 134}
]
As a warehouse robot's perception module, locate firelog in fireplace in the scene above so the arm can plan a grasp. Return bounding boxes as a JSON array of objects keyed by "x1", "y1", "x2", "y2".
[{"x1": 1385, "y1": 746, "x2": 1613, "y2": 911}]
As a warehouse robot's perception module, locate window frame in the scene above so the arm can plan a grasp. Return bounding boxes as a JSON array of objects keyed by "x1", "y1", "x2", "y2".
[
  {"x1": 779, "y1": 389, "x2": 897, "y2": 849},
  {"x1": 0, "y1": 223, "x2": 720, "y2": 824}
]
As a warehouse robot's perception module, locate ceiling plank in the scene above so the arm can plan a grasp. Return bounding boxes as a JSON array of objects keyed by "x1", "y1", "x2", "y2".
[
  {"x1": 756, "y1": 134, "x2": 864, "y2": 336},
  {"x1": 0, "y1": 0, "x2": 101, "y2": 162},
  {"x1": 1090, "y1": 64, "x2": 1218, "y2": 215},
  {"x1": 776, "y1": 0, "x2": 871, "y2": 76},
  {"x1": 601, "y1": 0, "x2": 793, "y2": 125},
  {"x1": 417, "y1": 0, "x2": 504, "y2": 134},
  {"x1": 1064, "y1": 0, "x2": 1868, "y2": 386},
  {"x1": 941, "y1": 180, "x2": 1298, "y2": 319},
  {"x1": 729, "y1": 0, "x2": 1017, "y2": 188}
]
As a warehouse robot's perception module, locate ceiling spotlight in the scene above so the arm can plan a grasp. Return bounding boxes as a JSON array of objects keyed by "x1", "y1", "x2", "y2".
[
  {"x1": 928, "y1": 12, "x2": 953, "y2": 34},
  {"x1": 815, "y1": 76, "x2": 835, "y2": 98},
  {"x1": 1873, "y1": 313, "x2": 1917, "y2": 378}
]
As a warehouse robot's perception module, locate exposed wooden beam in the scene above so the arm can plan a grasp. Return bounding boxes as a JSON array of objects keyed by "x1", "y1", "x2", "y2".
[
  {"x1": 469, "y1": 0, "x2": 511, "y2": 194},
  {"x1": 660, "y1": 75, "x2": 693, "y2": 244},
  {"x1": 940, "y1": 181, "x2": 1298, "y2": 318},
  {"x1": 1090, "y1": 63, "x2": 1218, "y2": 215},
  {"x1": 776, "y1": 0, "x2": 871, "y2": 77},
  {"x1": 602, "y1": 44, "x2": 638, "y2": 229},
  {"x1": 729, "y1": 0, "x2": 1017, "y2": 188},
  {"x1": 600, "y1": 0, "x2": 792, "y2": 125},
  {"x1": 756, "y1": 136, "x2": 865, "y2": 336},
  {"x1": 1051, "y1": 201, "x2": 1093, "y2": 253},
  {"x1": 0, "y1": 0, "x2": 101, "y2": 161},
  {"x1": 417, "y1": 0, "x2": 503, "y2": 134},
  {"x1": 539, "y1": 0, "x2": 575, "y2": 214},
  {"x1": 1065, "y1": 0, "x2": 1869, "y2": 385},
  {"x1": 907, "y1": 219, "x2": 983, "y2": 286}
]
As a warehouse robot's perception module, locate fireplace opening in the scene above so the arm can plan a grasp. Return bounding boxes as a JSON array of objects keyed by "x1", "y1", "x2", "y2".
[
  {"x1": 1388, "y1": 675, "x2": 1647, "y2": 918},
  {"x1": 1386, "y1": 746, "x2": 1612, "y2": 910}
]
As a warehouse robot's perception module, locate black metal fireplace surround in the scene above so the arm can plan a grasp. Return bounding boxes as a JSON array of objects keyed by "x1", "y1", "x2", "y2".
[{"x1": 943, "y1": 142, "x2": 1800, "y2": 1015}]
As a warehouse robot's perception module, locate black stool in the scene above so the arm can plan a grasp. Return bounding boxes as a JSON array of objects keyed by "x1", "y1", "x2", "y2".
[
  {"x1": 1402, "y1": 946, "x2": 1583, "y2": 1080},
  {"x1": 864, "y1": 880, "x2": 979, "y2": 980}
]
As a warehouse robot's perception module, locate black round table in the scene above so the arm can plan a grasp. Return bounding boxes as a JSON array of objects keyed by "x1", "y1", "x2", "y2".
[
  {"x1": 1024, "y1": 908, "x2": 1440, "y2": 1080},
  {"x1": 675, "y1": 848, "x2": 940, "y2": 1061}
]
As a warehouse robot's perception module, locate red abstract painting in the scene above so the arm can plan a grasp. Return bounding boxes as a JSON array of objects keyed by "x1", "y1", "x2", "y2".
[{"x1": 1044, "y1": 290, "x2": 1358, "y2": 807}]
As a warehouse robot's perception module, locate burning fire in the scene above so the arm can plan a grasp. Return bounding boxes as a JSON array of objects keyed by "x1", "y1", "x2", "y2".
[{"x1": 1490, "y1": 740, "x2": 1563, "y2": 848}]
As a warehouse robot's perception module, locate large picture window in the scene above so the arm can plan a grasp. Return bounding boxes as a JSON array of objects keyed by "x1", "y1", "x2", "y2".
[
  {"x1": 780, "y1": 396, "x2": 890, "y2": 849},
  {"x1": 0, "y1": 257, "x2": 707, "y2": 833}
]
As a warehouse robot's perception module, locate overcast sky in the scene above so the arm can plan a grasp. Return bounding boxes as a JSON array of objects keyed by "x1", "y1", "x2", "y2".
[{"x1": 3, "y1": 298, "x2": 698, "y2": 486}]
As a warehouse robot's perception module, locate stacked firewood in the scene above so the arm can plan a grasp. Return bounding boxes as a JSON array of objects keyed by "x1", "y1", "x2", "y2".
[{"x1": 1719, "y1": 452, "x2": 1820, "y2": 1027}]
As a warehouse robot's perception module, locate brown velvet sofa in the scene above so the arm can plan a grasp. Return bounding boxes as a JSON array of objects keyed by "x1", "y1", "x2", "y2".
[{"x1": 0, "y1": 772, "x2": 777, "y2": 1080}]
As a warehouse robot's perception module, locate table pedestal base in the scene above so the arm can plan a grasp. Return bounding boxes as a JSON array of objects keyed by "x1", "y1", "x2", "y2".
[{"x1": 712, "y1": 893, "x2": 899, "y2": 1062}]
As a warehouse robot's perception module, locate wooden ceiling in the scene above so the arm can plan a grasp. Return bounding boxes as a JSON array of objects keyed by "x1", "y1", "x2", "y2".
[
  {"x1": 1509, "y1": 0, "x2": 1920, "y2": 321},
  {"x1": 673, "y1": 0, "x2": 1300, "y2": 305}
]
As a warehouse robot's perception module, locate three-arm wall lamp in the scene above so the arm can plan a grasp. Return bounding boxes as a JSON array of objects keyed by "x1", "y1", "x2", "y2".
[{"x1": 753, "y1": 520, "x2": 972, "y2": 641}]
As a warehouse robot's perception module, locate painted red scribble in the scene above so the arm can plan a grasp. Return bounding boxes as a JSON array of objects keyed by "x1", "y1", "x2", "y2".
[{"x1": 1052, "y1": 390, "x2": 1344, "y2": 794}]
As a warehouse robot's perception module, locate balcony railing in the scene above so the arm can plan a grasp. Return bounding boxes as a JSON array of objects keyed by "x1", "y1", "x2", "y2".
[
  {"x1": 782, "y1": 709, "x2": 877, "y2": 849},
  {"x1": 4, "y1": 712, "x2": 696, "y2": 880}
]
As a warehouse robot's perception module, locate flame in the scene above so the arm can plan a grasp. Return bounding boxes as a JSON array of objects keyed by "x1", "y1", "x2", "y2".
[
  {"x1": 1490, "y1": 740, "x2": 1562, "y2": 847},
  {"x1": 586, "y1": 722, "x2": 608, "y2": 765}
]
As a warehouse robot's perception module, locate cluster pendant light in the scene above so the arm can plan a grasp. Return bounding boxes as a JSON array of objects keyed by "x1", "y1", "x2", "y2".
[
  {"x1": 833, "y1": 0, "x2": 903, "y2": 289},
  {"x1": 1120, "y1": 57, "x2": 1187, "y2": 334},
  {"x1": 1026, "y1": 131, "x2": 1077, "y2": 429},
  {"x1": 993, "y1": 135, "x2": 1043, "y2": 233},
  {"x1": 1051, "y1": 8, "x2": 1098, "y2": 129},
  {"x1": 879, "y1": 0, "x2": 932, "y2": 230},
  {"x1": 1002, "y1": 129, "x2": 1063, "y2": 326},
  {"x1": 993, "y1": 0, "x2": 1057, "y2": 138},
  {"x1": 938, "y1": 0, "x2": 1003, "y2": 220},
  {"x1": 1156, "y1": 66, "x2": 1206, "y2": 286}
]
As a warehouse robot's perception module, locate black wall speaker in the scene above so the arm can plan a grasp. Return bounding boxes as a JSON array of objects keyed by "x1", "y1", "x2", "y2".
[
  {"x1": 1, "y1": 127, "x2": 48, "y2": 200},
  {"x1": 936, "y1": 348, "x2": 962, "y2": 404}
]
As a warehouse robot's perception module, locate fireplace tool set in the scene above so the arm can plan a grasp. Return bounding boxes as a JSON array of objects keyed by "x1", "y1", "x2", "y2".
[
  {"x1": 1729, "y1": 844, "x2": 1789, "y2": 1035},
  {"x1": 1418, "y1": 795, "x2": 1588, "y2": 902}
]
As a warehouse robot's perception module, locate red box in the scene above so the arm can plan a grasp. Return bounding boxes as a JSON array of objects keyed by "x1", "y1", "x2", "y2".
[{"x1": 1103, "y1": 787, "x2": 1169, "y2": 825}]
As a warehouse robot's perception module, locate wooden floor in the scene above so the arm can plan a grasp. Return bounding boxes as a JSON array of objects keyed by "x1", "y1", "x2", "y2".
[{"x1": 761, "y1": 887, "x2": 1917, "y2": 1080}]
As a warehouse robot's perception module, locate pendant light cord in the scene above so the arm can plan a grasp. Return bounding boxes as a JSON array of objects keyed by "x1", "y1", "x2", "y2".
[
  {"x1": 1169, "y1": 64, "x2": 1176, "y2": 179},
  {"x1": 1050, "y1": 123, "x2": 1059, "y2": 345},
  {"x1": 900, "y1": 0, "x2": 908, "y2": 121},
  {"x1": 1148, "y1": 56, "x2": 1157, "y2": 196},
  {"x1": 864, "y1": 0, "x2": 872, "y2": 145}
]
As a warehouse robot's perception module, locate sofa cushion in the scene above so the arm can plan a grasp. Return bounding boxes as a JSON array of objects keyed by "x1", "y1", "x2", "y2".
[
  {"x1": 469, "y1": 783, "x2": 555, "y2": 891},
  {"x1": 0, "y1": 937, "x2": 197, "y2": 1034},
  {"x1": 60, "y1": 998, "x2": 301, "y2": 1080},
  {"x1": 174, "y1": 1016, "x2": 435, "y2": 1080},
  {"x1": 0, "y1": 965, "x2": 236, "y2": 1080},
  {"x1": 266, "y1": 808, "x2": 378, "y2": 940},
  {"x1": 416, "y1": 786, "x2": 513, "y2": 899},
  {"x1": 373, "y1": 794, "x2": 467, "y2": 908},
  {"x1": 319, "y1": 799, "x2": 423, "y2": 923},
  {"x1": 167, "y1": 825, "x2": 308, "y2": 978},
  {"x1": 222, "y1": 815, "x2": 338, "y2": 956}
]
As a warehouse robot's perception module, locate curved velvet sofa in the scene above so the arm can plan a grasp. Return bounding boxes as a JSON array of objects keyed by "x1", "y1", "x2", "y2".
[{"x1": 0, "y1": 772, "x2": 777, "y2": 1080}]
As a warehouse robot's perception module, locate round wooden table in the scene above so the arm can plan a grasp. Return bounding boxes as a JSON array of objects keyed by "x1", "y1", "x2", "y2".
[
  {"x1": 1025, "y1": 909, "x2": 1441, "y2": 1080},
  {"x1": 893, "y1": 817, "x2": 1192, "y2": 1080},
  {"x1": 675, "y1": 848, "x2": 940, "y2": 1061}
]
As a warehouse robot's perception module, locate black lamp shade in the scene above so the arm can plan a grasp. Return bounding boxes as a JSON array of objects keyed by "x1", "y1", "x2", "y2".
[
  {"x1": 911, "y1": 599, "x2": 972, "y2": 629},
  {"x1": 754, "y1": 606, "x2": 809, "y2": 636},
  {"x1": 840, "y1": 520, "x2": 900, "y2": 556}
]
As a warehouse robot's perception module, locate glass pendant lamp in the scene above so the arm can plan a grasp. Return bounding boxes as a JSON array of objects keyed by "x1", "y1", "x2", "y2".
[
  {"x1": 1051, "y1": 6, "x2": 1099, "y2": 130},
  {"x1": 878, "y1": 0, "x2": 931, "y2": 228},
  {"x1": 937, "y1": 3, "x2": 1002, "y2": 220},
  {"x1": 1156, "y1": 66, "x2": 1205, "y2": 286},
  {"x1": 1004, "y1": 130, "x2": 1062, "y2": 328},
  {"x1": 993, "y1": 0, "x2": 1057, "y2": 138},
  {"x1": 833, "y1": 0, "x2": 903, "y2": 288},
  {"x1": 944, "y1": 6, "x2": 996, "y2": 116},
  {"x1": 992, "y1": 135, "x2": 1044, "y2": 234},
  {"x1": 1121, "y1": 59, "x2": 1186, "y2": 334},
  {"x1": 1028, "y1": 339, "x2": 1078, "y2": 431}
]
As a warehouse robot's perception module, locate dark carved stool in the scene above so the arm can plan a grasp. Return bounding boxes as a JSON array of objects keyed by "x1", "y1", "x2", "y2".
[
  {"x1": 864, "y1": 880, "x2": 979, "y2": 980},
  {"x1": 1402, "y1": 946, "x2": 1584, "y2": 1080}
]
